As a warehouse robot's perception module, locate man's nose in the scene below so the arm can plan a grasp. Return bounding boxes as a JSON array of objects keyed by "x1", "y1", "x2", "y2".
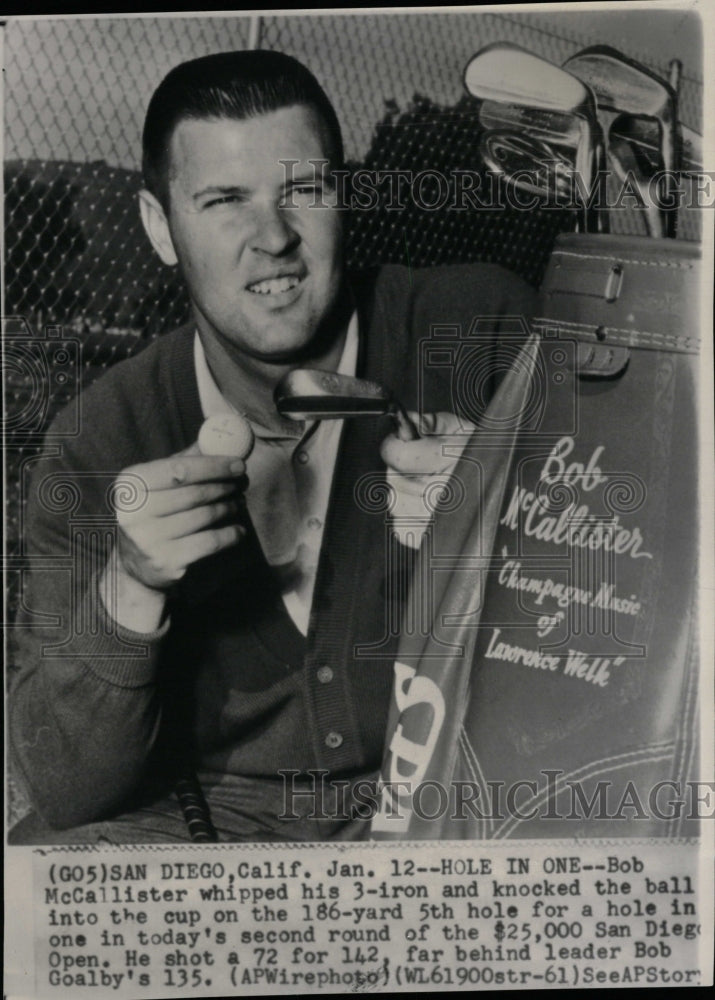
[{"x1": 248, "y1": 202, "x2": 299, "y2": 256}]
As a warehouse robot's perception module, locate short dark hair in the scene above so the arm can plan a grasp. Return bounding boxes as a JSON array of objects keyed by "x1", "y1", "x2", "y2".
[{"x1": 142, "y1": 49, "x2": 344, "y2": 208}]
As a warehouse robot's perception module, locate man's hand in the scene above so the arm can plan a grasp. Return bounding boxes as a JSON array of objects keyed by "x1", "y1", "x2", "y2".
[
  {"x1": 380, "y1": 411, "x2": 476, "y2": 548},
  {"x1": 100, "y1": 443, "x2": 247, "y2": 632}
]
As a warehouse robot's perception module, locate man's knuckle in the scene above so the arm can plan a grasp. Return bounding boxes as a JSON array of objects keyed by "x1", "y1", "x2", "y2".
[
  {"x1": 206, "y1": 525, "x2": 235, "y2": 553},
  {"x1": 195, "y1": 507, "x2": 212, "y2": 529},
  {"x1": 209, "y1": 529, "x2": 224, "y2": 552},
  {"x1": 170, "y1": 460, "x2": 188, "y2": 484}
]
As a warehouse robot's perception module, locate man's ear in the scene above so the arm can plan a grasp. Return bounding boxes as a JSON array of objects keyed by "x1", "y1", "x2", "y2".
[{"x1": 138, "y1": 189, "x2": 178, "y2": 266}]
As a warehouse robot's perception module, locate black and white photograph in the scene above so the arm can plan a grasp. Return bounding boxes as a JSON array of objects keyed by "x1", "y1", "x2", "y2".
[{"x1": 4, "y1": 3, "x2": 713, "y2": 996}]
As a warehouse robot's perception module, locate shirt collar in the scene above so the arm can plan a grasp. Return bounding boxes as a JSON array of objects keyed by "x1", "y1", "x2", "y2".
[{"x1": 194, "y1": 311, "x2": 359, "y2": 440}]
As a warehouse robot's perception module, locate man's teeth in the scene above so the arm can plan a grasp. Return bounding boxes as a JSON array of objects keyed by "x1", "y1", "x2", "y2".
[{"x1": 247, "y1": 276, "x2": 301, "y2": 295}]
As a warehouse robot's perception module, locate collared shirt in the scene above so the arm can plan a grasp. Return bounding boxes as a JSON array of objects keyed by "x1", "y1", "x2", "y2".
[{"x1": 194, "y1": 314, "x2": 359, "y2": 636}]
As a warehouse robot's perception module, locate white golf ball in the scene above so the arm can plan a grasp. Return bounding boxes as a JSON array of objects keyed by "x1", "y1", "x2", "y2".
[{"x1": 198, "y1": 413, "x2": 254, "y2": 459}]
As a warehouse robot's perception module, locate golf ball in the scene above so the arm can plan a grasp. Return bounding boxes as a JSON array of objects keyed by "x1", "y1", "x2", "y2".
[{"x1": 198, "y1": 413, "x2": 254, "y2": 459}]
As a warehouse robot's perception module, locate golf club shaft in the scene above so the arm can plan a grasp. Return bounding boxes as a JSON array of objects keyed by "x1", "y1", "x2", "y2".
[
  {"x1": 609, "y1": 137, "x2": 663, "y2": 237},
  {"x1": 667, "y1": 58, "x2": 683, "y2": 235}
]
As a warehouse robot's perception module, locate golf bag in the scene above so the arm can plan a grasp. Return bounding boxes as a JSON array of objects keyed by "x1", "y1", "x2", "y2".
[{"x1": 371, "y1": 232, "x2": 702, "y2": 840}]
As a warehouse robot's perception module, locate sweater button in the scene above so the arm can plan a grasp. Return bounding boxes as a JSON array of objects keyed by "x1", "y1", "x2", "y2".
[
  {"x1": 317, "y1": 666, "x2": 333, "y2": 684},
  {"x1": 325, "y1": 731, "x2": 343, "y2": 749}
]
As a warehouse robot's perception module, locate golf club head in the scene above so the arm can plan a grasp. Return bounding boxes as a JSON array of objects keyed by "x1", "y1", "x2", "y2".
[
  {"x1": 479, "y1": 100, "x2": 582, "y2": 150},
  {"x1": 479, "y1": 130, "x2": 576, "y2": 201},
  {"x1": 611, "y1": 114, "x2": 702, "y2": 173},
  {"x1": 465, "y1": 43, "x2": 606, "y2": 229},
  {"x1": 563, "y1": 45, "x2": 675, "y2": 121},
  {"x1": 563, "y1": 44, "x2": 677, "y2": 236},
  {"x1": 274, "y1": 370, "x2": 418, "y2": 439},
  {"x1": 465, "y1": 42, "x2": 596, "y2": 116}
]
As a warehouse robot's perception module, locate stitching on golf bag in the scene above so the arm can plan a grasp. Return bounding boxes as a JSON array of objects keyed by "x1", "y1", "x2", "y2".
[
  {"x1": 554, "y1": 250, "x2": 698, "y2": 270},
  {"x1": 532, "y1": 316, "x2": 700, "y2": 352},
  {"x1": 492, "y1": 742, "x2": 677, "y2": 839}
]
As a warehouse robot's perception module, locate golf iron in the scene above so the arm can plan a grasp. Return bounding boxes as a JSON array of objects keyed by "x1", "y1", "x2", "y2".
[
  {"x1": 563, "y1": 45, "x2": 678, "y2": 236},
  {"x1": 464, "y1": 42, "x2": 608, "y2": 232},
  {"x1": 478, "y1": 100, "x2": 583, "y2": 151},
  {"x1": 274, "y1": 369, "x2": 419, "y2": 440},
  {"x1": 479, "y1": 129, "x2": 576, "y2": 202},
  {"x1": 610, "y1": 114, "x2": 701, "y2": 174}
]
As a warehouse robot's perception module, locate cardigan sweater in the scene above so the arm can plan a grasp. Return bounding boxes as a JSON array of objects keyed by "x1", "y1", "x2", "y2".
[{"x1": 10, "y1": 263, "x2": 537, "y2": 838}]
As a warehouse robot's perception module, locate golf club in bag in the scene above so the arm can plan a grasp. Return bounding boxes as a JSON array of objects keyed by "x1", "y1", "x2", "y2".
[
  {"x1": 478, "y1": 129, "x2": 577, "y2": 202},
  {"x1": 464, "y1": 42, "x2": 608, "y2": 233},
  {"x1": 563, "y1": 45, "x2": 679, "y2": 236}
]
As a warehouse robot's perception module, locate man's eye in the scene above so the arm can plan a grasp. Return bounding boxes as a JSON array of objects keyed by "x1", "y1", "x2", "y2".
[
  {"x1": 288, "y1": 184, "x2": 321, "y2": 199},
  {"x1": 204, "y1": 195, "x2": 243, "y2": 208}
]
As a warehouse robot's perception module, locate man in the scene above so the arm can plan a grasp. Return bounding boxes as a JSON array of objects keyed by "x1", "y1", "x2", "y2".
[{"x1": 9, "y1": 50, "x2": 536, "y2": 843}]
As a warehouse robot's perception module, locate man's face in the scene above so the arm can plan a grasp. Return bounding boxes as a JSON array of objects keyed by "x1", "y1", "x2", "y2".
[{"x1": 158, "y1": 105, "x2": 344, "y2": 365}]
